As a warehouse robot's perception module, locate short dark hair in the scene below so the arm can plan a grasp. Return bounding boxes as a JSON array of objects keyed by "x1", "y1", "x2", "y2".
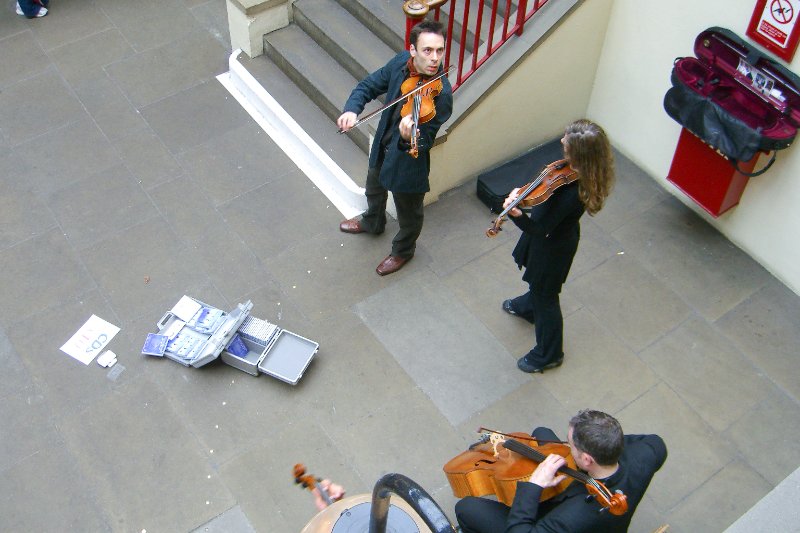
[
  {"x1": 410, "y1": 20, "x2": 446, "y2": 47},
  {"x1": 569, "y1": 410, "x2": 624, "y2": 466}
]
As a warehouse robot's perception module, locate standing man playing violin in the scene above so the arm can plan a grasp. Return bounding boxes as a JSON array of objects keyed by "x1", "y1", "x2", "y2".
[
  {"x1": 455, "y1": 410, "x2": 667, "y2": 532},
  {"x1": 337, "y1": 20, "x2": 453, "y2": 276},
  {"x1": 503, "y1": 119, "x2": 615, "y2": 373}
]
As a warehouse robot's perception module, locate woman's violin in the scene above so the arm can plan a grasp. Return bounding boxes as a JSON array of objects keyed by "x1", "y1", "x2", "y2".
[
  {"x1": 443, "y1": 428, "x2": 628, "y2": 516},
  {"x1": 485, "y1": 159, "x2": 578, "y2": 237}
]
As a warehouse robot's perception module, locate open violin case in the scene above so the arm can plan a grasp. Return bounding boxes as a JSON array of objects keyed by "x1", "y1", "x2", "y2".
[
  {"x1": 146, "y1": 295, "x2": 318, "y2": 385},
  {"x1": 664, "y1": 27, "x2": 800, "y2": 174},
  {"x1": 476, "y1": 137, "x2": 563, "y2": 213}
]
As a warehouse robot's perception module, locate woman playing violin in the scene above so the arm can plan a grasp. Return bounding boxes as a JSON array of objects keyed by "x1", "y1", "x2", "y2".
[
  {"x1": 455, "y1": 410, "x2": 667, "y2": 533},
  {"x1": 503, "y1": 120, "x2": 615, "y2": 373},
  {"x1": 338, "y1": 20, "x2": 453, "y2": 276}
]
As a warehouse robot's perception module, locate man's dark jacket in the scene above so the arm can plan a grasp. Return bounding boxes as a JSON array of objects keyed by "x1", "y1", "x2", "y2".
[{"x1": 343, "y1": 51, "x2": 453, "y2": 194}]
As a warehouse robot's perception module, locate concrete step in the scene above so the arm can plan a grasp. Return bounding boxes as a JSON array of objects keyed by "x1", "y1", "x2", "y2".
[
  {"x1": 294, "y1": 0, "x2": 395, "y2": 82},
  {"x1": 337, "y1": 0, "x2": 407, "y2": 52},
  {"x1": 238, "y1": 53, "x2": 369, "y2": 187},
  {"x1": 263, "y1": 24, "x2": 377, "y2": 154}
]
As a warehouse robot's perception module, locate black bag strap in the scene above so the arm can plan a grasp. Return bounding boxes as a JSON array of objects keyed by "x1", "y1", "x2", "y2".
[{"x1": 732, "y1": 151, "x2": 777, "y2": 177}]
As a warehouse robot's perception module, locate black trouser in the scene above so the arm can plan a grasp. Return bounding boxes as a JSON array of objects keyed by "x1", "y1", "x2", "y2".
[
  {"x1": 455, "y1": 427, "x2": 561, "y2": 532},
  {"x1": 510, "y1": 289, "x2": 564, "y2": 365},
  {"x1": 358, "y1": 166, "x2": 425, "y2": 259}
]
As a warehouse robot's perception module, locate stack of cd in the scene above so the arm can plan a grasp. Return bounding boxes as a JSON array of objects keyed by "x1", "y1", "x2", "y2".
[{"x1": 239, "y1": 315, "x2": 279, "y2": 346}]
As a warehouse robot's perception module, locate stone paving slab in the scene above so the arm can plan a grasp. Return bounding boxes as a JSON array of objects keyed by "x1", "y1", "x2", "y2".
[{"x1": 354, "y1": 267, "x2": 528, "y2": 426}]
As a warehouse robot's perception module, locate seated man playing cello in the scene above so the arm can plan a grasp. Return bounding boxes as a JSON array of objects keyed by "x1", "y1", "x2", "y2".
[{"x1": 455, "y1": 410, "x2": 667, "y2": 532}]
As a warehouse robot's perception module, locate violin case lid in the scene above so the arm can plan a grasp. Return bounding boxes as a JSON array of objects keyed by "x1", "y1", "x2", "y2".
[{"x1": 673, "y1": 27, "x2": 800, "y2": 139}]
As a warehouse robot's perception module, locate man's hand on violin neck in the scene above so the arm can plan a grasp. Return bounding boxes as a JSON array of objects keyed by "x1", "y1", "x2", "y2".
[{"x1": 337, "y1": 112, "x2": 358, "y2": 132}]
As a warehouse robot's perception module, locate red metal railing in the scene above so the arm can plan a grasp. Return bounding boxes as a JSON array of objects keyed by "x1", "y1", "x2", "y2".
[{"x1": 404, "y1": 0, "x2": 551, "y2": 92}]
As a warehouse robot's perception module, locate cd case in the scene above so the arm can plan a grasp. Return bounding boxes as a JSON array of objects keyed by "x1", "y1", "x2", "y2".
[{"x1": 142, "y1": 333, "x2": 168, "y2": 356}]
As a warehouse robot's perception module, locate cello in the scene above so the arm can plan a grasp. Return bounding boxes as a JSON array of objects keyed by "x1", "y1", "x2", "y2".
[{"x1": 443, "y1": 428, "x2": 628, "y2": 515}]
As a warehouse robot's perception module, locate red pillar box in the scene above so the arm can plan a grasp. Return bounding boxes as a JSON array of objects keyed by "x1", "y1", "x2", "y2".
[{"x1": 667, "y1": 128, "x2": 759, "y2": 217}]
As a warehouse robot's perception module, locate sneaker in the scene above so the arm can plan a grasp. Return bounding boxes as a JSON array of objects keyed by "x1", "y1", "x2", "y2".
[{"x1": 17, "y1": 3, "x2": 47, "y2": 17}]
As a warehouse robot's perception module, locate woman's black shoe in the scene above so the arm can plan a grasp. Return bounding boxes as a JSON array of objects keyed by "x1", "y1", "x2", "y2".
[{"x1": 517, "y1": 356, "x2": 564, "y2": 373}]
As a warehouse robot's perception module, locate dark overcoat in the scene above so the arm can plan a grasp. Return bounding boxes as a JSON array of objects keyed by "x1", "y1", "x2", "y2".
[
  {"x1": 510, "y1": 181, "x2": 585, "y2": 295},
  {"x1": 343, "y1": 51, "x2": 453, "y2": 194}
]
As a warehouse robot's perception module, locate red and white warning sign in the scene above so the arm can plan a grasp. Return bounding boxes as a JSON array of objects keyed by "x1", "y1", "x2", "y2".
[{"x1": 748, "y1": 0, "x2": 800, "y2": 61}]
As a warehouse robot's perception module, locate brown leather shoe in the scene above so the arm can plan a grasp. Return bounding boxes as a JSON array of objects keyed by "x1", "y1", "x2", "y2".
[
  {"x1": 339, "y1": 218, "x2": 366, "y2": 234},
  {"x1": 376, "y1": 255, "x2": 411, "y2": 276}
]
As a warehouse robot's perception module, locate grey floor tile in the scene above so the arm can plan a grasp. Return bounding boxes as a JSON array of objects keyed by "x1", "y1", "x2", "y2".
[
  {"x1": 219, "y1": 422, "x2": 362, "y2": 533},
  {"x1": 298, "y1": 318, "x2": 418, "y2": 420},
  {"x1": 16, "y1": 116, "x2": 121, "y2": 196},
  {"x1": 419, "y1": 183, "x2": 511, "y2": 276},
  {"x1": 80, "y1": 217, "x2": 211, "y2": 325},
  {"x1": 73, "y1": 72, "x2": 149, "y2": 143},
  {"x1": 612, "y1": 196, "x2": 770, "y2": 321},
  {"x1": 354, "y1": 268, "x2": 528, "y2": 425},
  {"x1": 59, "y1": 376, "x2": 236, "y2": 531},
  {"x1": 666, "y1": 459, "x2": 771, "y2": 533},
  {"x1": 114, "y1": 128, "x2": 183, "y2": 189},
  {"x1": 148, "y1": 175, "x2": 222, "y2": 243},
  {"x1": 0, "y1": 67, "x2": 84, "y2": 146},
  {"x1": 569, "y1": 253, "x2": 692, "y2": 352},
  {"x1": 716, "y1": 280, "x2": 800, "y2": 402},
  {"x1": 0, "y1": 327, "x2": 32, "y2": 401},
  {"x1": 100, "y1": 0, "x2": 199, "y2": 52},
  {"x1": 4, "y1": 290, "x2": 125, "y2": 419},
  {"x1": 0, "y1": 5, "x2": 28, "y2": 41},
  {"x1": 0, "y1": 29, "x2": 50, "y2": 89},
  {"x1": 0, "y1": 228, "x2": 95, "y2": 327},
  {"x1": 725, "y1": 388, "x2": 800, "y2": 486},
  {"x1": 25, "y1": 0, "x2": 113, "y2": 51},
  {"x1": 0, "y1": 169, "x2": 56, "y2": 251},
  {"x1": 592, "y1": 149, "x2": 669, "y2": 233},
  {"x1": 0, "y1": 442, "x2": 109, "y2": 531},
  {"x1": 0, "y1": 384, "x2": 61, "y2": 473},
  {"x1": 107, "y1": 30, "x2": 226, "y2": 109},
  {"x1": 640, "y1": 316, "x2": 779, "y2": 433},
  {"x1": 537, "y1": 308, "x2": 660, "y2": 414},
  {"x1": 617, "y1": 383, "x2": 738, "y2": 512},
  {"x1": 48, "y1": 27, "x2": 134, "y2": 86},
  {"x1": 142, "y1": 79, "x2": 249, "y2": 154},
  {"x1": 224, "y1": 173, "x2": 342, "y2": 264},
  {"x1": 185, "y1": 222, "x2": 271, "y2": 304},
  {"x1": 190, "y1": 0, "x2": 231, "y2": 49},
  {"x1": 442, "y1": 241, "x2": 540, "y2": 359},
  {"x1": 319, "y1": 390, "x2": 465, "y2": 500},
  {"x1": 192, "y1": 505, "x2": 255, "y2": 533},
  {"x1": 178, "y1": 123, "x2": 293, "y2": 206},
  {"x1": 47, "y1": 164, "x2": 160, "y2": 250},
  {"x1": 458, "y1": 380, "x2": 574, "y2": 443}
]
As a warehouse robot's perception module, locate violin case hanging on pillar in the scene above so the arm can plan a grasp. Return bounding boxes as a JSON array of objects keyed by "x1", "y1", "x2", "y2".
[
  {"x1": 664, "y1": 27, "x2": 800, "y2": 177},
  {"x1": 476, "y1": 138, "x2": 563, "y2": 213}
]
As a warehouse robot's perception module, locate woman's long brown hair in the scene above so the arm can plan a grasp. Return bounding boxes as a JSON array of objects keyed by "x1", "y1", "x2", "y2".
[{"x1": 563, "y1": 119, "x2": 615, "y2": 216}]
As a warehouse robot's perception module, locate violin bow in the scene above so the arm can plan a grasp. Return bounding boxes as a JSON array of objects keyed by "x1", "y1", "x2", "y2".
[{"x1": 338, "y1": 65, "x2": 455, "y2": 133}]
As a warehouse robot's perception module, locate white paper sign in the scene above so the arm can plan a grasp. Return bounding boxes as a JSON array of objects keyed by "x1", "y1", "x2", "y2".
[{"x1": 60, "y1": 315, "x2": 121, "y2": 365}]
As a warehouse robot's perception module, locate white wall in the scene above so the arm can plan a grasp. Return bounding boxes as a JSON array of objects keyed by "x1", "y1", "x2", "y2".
[
  {"x1": 431, "y1": 0, "x2": 614, "y2": 199},
  {"x1": 588, "y1": 0, "x2": 800, "y2": 294}
]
